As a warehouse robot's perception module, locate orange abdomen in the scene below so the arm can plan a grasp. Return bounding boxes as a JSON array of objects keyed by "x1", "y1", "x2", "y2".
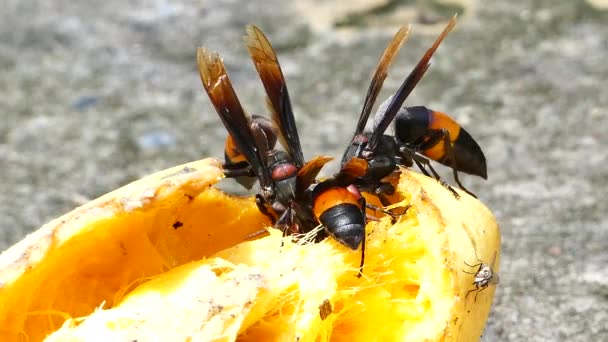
[
  {"x1": 313, "y1": 187, "x2": 361, "y2": 220},
  {"x1": 424, "y1": 110, "x2": 461, "y2": 161},
  {"x1": 224, "y1": 135, "x2": 248, "y2": 165}
]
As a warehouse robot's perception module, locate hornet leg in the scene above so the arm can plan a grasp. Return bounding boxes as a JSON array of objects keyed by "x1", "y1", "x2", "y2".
[
  {"x1": 439, "y1": 132, "x2": 477, "y2": 198},
  {"x1": 357, "y1": 197, "x2": 368, "y2": 278}
]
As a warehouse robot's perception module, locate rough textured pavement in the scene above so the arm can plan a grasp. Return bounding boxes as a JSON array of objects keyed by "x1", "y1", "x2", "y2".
[{"x1": 1, "y1": 0, "x2": 607, "y2": 340}]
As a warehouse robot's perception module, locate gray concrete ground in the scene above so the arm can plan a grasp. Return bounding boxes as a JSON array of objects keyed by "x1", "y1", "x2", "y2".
[{"x1": 1, "y1": 0, "x2": 607, "y2": 340}]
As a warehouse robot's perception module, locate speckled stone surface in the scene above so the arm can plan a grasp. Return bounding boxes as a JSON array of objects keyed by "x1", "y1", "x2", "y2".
[{"x1": 1, "y1": 0, "x2": 607, "y2": 340}]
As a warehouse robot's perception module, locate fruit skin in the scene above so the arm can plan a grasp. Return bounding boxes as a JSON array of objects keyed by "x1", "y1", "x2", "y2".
[
  {"x1": 395, "y1": 170, "x2": 500, "y2": 341},
  {"x1": 0, "y1": 159, "x2": 500, "y2": 342}
]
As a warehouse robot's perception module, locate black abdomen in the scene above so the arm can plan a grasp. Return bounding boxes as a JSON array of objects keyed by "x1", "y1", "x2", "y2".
[
  {"x1": 451, "y1": 128, "x2": 487, "y2": 179},
  {"x1": 319, "y1": 203, "x2": 365, "y2": 250}
]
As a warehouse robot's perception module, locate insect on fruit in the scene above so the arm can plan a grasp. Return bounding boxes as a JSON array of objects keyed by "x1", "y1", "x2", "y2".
[
  {"x1": 383, "y1": 104, "x2": 487, "y2": 198},
  {"x1": 197, "y1": 31, "x2": 326, "y2": 235},
  {"x1": 342, "y1": 16, "x2": 463, "y2": 202},
  {"x1": 464, "y1": 251, "x2": 499, "y2": 301},
  {"x1": 197, "y1": 25, "x2": 371, "y2": 275},
  {"x1": 311, "y1": 157, "x2": 370, "y2": 274}
]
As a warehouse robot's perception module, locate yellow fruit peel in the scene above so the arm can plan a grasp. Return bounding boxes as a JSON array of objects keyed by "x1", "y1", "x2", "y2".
[{"x1": 0, "y1": 159, "x2": 500, "y2": 342}]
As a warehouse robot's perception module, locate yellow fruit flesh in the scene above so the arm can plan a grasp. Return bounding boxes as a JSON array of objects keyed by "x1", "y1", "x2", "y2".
[
  {"x1": 0, "y1": 159, "x2": 268, "y2": 341},
  {"x1": 0, "y1": 159, "x2": 500, "y2": 342}
]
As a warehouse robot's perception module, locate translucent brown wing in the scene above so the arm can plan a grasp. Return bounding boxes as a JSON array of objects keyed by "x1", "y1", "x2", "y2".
[
  {"x1": 196, "y1": 47, "x2": 272, "y2": 188},
  {"x1": 335, "y1": 157, "x2": 369, "y2": 185},
  {"x1": 368, "y1": 15, "x2": 457, "y2": 152},
  {"x1": 296, "y1": 155, "x2": 334, "y2": 192},
  {"x1": 355, "y1": 25, "x2": 411, "y2": 135},
  {"x1": 245, "y1": 25, "x2": 305, "y2": 168}
]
